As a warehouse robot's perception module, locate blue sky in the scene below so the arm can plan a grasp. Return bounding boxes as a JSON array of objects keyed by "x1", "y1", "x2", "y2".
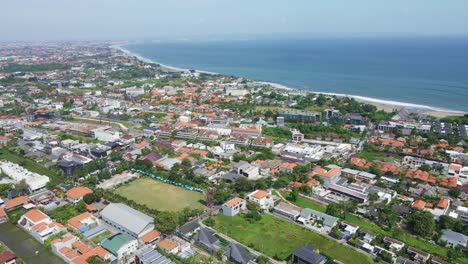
[{"x1": 1, "y1": 0, "x2": 467, "y2": 41}]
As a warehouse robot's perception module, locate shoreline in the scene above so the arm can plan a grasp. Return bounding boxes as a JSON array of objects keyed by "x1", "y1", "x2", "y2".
[{"x1": 113, "y1": 44, "x2": 465, "y2": 118}]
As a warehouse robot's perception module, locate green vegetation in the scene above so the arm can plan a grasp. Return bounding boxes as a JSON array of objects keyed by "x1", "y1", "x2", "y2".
[
  {"x1": 210, "y1": 214, "x2": 373, "y2": 263},
  {"x1": 0, "y1": 63, "x2": 69, "y2": 73},
  {"x1": 262, "y1": 127, "x2": 292, "y2": 142},
  {"x1": 109, "y1": 66, "x2": 154, "y2": 80},
  {"x1": 440, "y1": 115, "x2": 468, "y2": 125},
  {"x1": 0, "y1": 148, "x2": 64, "y2": 187},
  {"x1": 91, "y1": 230, "x2": 112, "y2": 244},
  {"x1": 357, "y1": 150, "x2": 401, "y2": 162},
  {"x1": 47, "y1": 202, "x2": 87, "y2": 224},
  {"x1": 0, "y1": 183, "x2": 13, "y2": 197},
  {"x1": 288, "y1": 194, "x2": 453, "y2": 260},
  {"x1": 6, "y1": 208, "x2": 27, "y2": 223},
  {"x1": 114, "y1": 177, "x2": 205, "y2": 212},
  {"x1": 288, "y1": 195, "x2": 327, "y2": 213}
]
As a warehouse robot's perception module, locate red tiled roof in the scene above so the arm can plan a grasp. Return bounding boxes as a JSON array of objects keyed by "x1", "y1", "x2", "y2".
[
  {"x1": 225, "y1": 197, "x2": 244, "y2": 208},
  {"x1": 140, "y1": 229, "x2": 161, "y2": 243},
  {"x1": 66, "y1": 187, "x2": 92, "y2": 200},
  {"x1": 23, "y1": 209, "x2": 48, "y2": 223},
  {"x1": 437, "y1": 198, "x2": 449, "y2": 209},
  {"x1": 4, "y1": 196, "x2": 29, "y2": 210}
]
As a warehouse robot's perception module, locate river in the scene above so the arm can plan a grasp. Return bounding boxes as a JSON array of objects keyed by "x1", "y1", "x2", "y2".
[{"x1": 0, "y1": 222, "x2": 64, "y2": 264}]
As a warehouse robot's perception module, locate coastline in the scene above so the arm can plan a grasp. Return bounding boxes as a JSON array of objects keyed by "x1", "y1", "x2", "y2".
[{"x1": 113, "y1": 44, "x2": 465, "y2": 118}]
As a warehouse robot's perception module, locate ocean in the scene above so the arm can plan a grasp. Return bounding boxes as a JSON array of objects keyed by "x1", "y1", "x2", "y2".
[{"x1": 122, "y1": 37, "x2": 468, "y2": 112}]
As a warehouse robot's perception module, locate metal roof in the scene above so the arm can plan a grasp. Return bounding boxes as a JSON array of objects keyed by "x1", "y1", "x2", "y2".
[{"x1": 100, "y1": 203, "x2": 153, "y2": 236}]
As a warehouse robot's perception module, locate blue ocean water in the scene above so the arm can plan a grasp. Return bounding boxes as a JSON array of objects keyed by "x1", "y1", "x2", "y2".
[{"x1": 123, "y1": 37, "x2": 468, "y2": 112}]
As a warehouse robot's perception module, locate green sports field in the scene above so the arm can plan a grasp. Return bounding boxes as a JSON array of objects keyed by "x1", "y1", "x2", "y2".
[{"x1": 114, "y1": 177, "x2": 205, "y2": 212}]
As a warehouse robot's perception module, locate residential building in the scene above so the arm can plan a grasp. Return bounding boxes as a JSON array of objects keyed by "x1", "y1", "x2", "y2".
[
  {"x1": 51, "y1": 235, "x2": 115, "y2": 264},
  {"x1": 297, "y1": 208, "x2": 338, "y2": 231},
  {"x1": 224, "y1": 242, "x2": 253, "y2": 264},
  {"x1": 236, "y1": 161, "x2": 260, "y2": 180},
  {"x1": 0, "y1": 251, "x2": 16, "y2": 264},
  {"x1": 383, "y1": 237, "x2": 405, "y2": 252},
  {"x1": 440, "y1": 229, "x2": 468, "y2": 248},
  {"x1": 407, "y1": 247, "x2": 430, "y2": 262},
  {"x1": 311, "y1": 166, "x2": 341, "y2": 184},
  {"x1": 291, "y1": 245, "x2": 326, "y2": 264},
  {"x1": 134, "y1": 245, "x2": 174, "y2": 264},
  {"x1": 100, "y1": 203, "x2": 155, "y2": 238},
  {"x1": 222, "y1": 197, "x2": 246, "y2": 216},
  {"x1": 273, "y1": 202, "x2": 301, "y2": 220},
  {"x1": 194, "y1": 227, "x2": 220, "y2": 254},
  {"x1": 65, "y1": 186, "x2": 92, "y2": 204},
  {"x1": 3, "y1": 196, "x2": 29, "y2": 211},
  {"x1": 247, "y1": 190, "x2": 279, "y2": 210},
  {"x1": 157, "y1": 239, "x2": 179, "y2": 254},
  {"x1": 18, "y1": 209, "x2": 66, "y2": 243},
  {"x1": 0, "y1": 208, "x2": 7, "y2": 223},
  {"x1": 278, "y1": 110, "x2": 321, "y2": 123},
  {"x1": 67, "y1": 212, "x2": 105, "y2": 238}
]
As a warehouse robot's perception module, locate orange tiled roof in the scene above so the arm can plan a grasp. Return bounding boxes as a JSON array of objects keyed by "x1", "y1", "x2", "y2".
[
  {"x1": 72, "y1": 246, "x2": 109, "y2": 264},
  {"x1": 306, "y1": 179, "x2": 318, "y2": 187},
  {"x1": 59, "y1": 247, "x2": 79, "y2": 260},
  {"x1": 23, "y1": 209, "x2": 48, "y2": 223},
  {"x1": 66, "y1": 187, "x2": 92, "y2": 200},
  {"x1": 140, "y1": 229, "x2": 161, "y2": 243},
  {"x1": 251, "y1": 190, "x2": 268, "y2": 199},
  {"x1": 72, "y1": 240, "x2": 91, "y2": 254},
  {"x1": 380, "y1": 139, "x2": 404, "y2": 148},
  {"x1": 4, "y1": 196, "x2": 29, "y2": 210},
  {"x1": 406, "y1": 170, "x2": 436, "y2": 184},
  {"x1": 225, "y1": 197, "x2": 244, "y2": 208},
  {"x1": 288, "y1": 181, "x2": 303, "y2": 188},
  {"x1": 134, "y1": 141, "x2": 149, "y2": 149},
  {"x1": 157, "y1": 239, "x2": 178, "y2": 252},
  {"x1": 439, "y1": 177, "x2": 457, "y2": 188},
  {"x1": 67, "y1": 212, "x2": 92, "y2": 229},
  {"x1": 349, "y1": 157, "x2": 371, "y2": 169},
  {"x1": 412, "y1": 200, "x2": 426, "y2": 210},
  {"x1": 312, "y1": 166, "x2": 341, "y2": 178},
  {"x1": 379, "y1": 163, "x2": 400, "y2": 175},
  {"x1": 437, "y1": 198, "x2": 449, "y2": 209},
  {"x1": 280, "y1": 163, "x2": 297, "y2": 170},
  {"x1": 449, "y1": 164, "x2": 462, "y2": 171}
]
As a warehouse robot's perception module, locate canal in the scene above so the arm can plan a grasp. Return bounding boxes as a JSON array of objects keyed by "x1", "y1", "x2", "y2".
[{"x1": 0, "y1": 222, "x2": 64, "y2": 264}]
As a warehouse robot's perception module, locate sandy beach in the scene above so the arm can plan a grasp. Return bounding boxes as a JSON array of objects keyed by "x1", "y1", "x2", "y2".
[{"x1": 114, "y1": 44, "x2": 465, "y2": 119}]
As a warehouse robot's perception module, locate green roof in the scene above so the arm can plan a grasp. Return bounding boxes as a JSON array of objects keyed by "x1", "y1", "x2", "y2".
[{"x1": 101, "y1": 233, "x2": 135, "y2": 254}]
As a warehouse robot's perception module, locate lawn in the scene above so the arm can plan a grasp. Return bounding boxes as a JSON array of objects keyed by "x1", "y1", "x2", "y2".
[
  {"x1": 114, "y1": 177, "x2": 205, "y2": 212},
  {"x1": 288, "y1": 194, "x2": 455, "y2": 261},
  {"x1": 357, "y1": 151, "x2": 401, "y2": 162},
  {"x1": 91, "y1": 230, "x2": 112, "y2": 245},
  {"x1": 211, "y1": 214, "x2": 374, "y2": 263}
]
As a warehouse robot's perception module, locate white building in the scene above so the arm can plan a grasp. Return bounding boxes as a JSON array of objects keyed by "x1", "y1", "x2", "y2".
[
  {"x1": 101, "y1": 233, "x2": 138, "y2": 260},
  {"x1": 247, "y1": 190, "x2": 279, "y2": 210},
  {"x1": 236, "y1": 161, "x2": 260, "y2": 180},
  {"x1": 92, "y1": 127, "x2": 120, "y2": 142},
  {"x1": 0, "y1": 162, "x2": 49, "y2": 191},
  {"x1": 18, "y1": 209, "x2": 66, "y2": 243},
  {"x1": 100, "y1": 203, "x2": 155, "y2": 238},
  {"x1": 222, "y1": 197, "x2": 246, "y2": 216}
]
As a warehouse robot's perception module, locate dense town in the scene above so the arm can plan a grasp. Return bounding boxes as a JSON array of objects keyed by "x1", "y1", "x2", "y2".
[{"x1": 0, "y1": 42, "x2": 467, "y2": 264}]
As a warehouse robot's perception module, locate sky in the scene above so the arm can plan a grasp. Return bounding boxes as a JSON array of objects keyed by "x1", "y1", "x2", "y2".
[{"x1": 1, "y1": 0, "x2": 468, "y2": 41}]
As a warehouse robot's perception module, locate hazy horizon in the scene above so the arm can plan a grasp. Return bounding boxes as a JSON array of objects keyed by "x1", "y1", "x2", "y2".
[{"x1": 1, "y1": 0, "x2": 468, "y2": 41}]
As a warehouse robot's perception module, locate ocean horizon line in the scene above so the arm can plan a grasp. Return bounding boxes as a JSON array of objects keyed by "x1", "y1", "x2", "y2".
[{"x1": 114, "y1": 44, "x2": 466, "y2": 115}]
